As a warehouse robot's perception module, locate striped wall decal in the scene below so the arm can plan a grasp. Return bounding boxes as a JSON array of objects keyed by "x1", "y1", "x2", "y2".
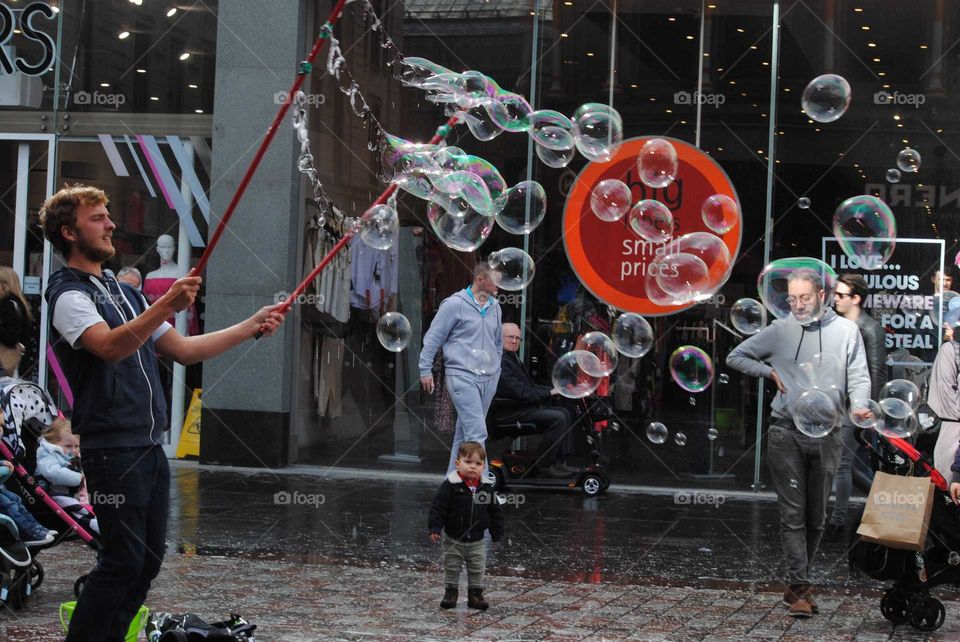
[
  {"x1": 97, "y1": 134, "x2": 129, "y2": 177},
  {"x1": 124, "y1": 135, "x2": 157, "y2": 198},
  {"x1": 167, "y1": 135, "x2": 211, "y2": 223},
  {"x1": 136, "y1": 135, "x2": 205, "y2": 247}
]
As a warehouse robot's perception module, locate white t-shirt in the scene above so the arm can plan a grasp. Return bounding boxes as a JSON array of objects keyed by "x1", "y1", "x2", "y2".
[{"x1": 52, "y1": 290, "x2": 172, "y2": 349}]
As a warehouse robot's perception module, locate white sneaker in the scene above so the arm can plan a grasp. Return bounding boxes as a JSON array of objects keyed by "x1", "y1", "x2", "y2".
[{"x1": 24, "y1": 530, "x2": 55, "y2": 547}]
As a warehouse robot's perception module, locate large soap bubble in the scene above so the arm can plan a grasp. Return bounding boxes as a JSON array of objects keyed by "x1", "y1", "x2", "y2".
[
  {"x1": 758, "y1": 257, "x2": 838, "y2": 326},
  {"x1": 488, "y1": 92, "x2": 533, "y2": 132},
  {"x1": 646, "y1": 421, "x2": 669, "y2": 444},
  {"x1": 432, "y1": 170, "x2": 495, "y2": 216},
  {"x1": 376, "y1": 312, "x2": 411, "y2": 352},
  {"x1": 654, "y1": 232, "x2": 733, "y2": 305},
  {"x1": 897, "y1": 147, "x2": 921, "y2": 173},
  {"x1": 797, "y1": 353, "x2": 843, "y2": 392},
  {"x1": 494, "y1": 180, "x2": 546, "y2": 235},
  {"x1": 392, "y1": 151, "x2": 442, "y2": 199},
  {"x1": 590, "y1": 179, "x2": 632, "y2": 222},
  {"x1": 529, "y1": 110, "x2": 578, "y2": 150},
  {"x1": 488, "y1": 247, "x2": 535, "y2": 291},
  {"x1": 878, "y1": 397, "x2": 917, "y2": 439},
  {"x1": 427, "y1": 202, "x2": 494, "y2": 252},
  {"x1": 572, "y1": 103, "x2": 623, "y2": 163},
  {"x1": 673, "y1": 232, "x2": 733, "y2": 297},
  {"x1": 880, "y1": 379, "x2": 921, "y2": 411},
  {"x1": 669, "y1": 346, "x2": 714, "y2": 393},
  {"x1": 466, "y1": 348, "x2": 498, "y2": 376},
  {"x1": 637, "y1": 138, "x2": 678, "y2": 189},
  {"x1": 612, "y1": 313, "x2": 654, "y2": 358},
  {"x1": 535, "y1": 142, "x2": 575, "y2": 168},
  {"x1": 885, "y1": 168, "x2": 901, "y2": 184},
  {"x1": 833, "y1": 195, "x2": 897, "y2": 270},
  {"x1": 628, "y1": 199, "x2": 674, "y2": 243},
  {"x1": 800, "y1": 74, "x2": 851, "y2": 123},
  {"x1": 577, "y1": 332, "x2": 619, "y2": 377},
  {"x1": 655, "y1": 253, "x2": 710, "y2": 303},
  {"x1": 793, "y1": 388, "x2": 839, "y2": 438},
  {"x1": 360, "y1": 204, "x2": 399, "y2": 250},
  {"x1": 701, "y1": 194, "x2": 740, "y2": 234},
  {"x1": 461, "y1": 104, "x2": 503, "y2": 141},
  {"x1": 396, "y1": 57, "x2": 455, "y2": 89},
  {"x1": 730, "y1": 298, "x2": 766, "y2": 335},
  {"x1": 849, "y1": 398, "x2": 882, "y2": 429},
  {"x1": 552, "y1": 350, "x2": 601, "y2": 398},
  {"x1": 929, "y1": 290, "x2": 959, "y2": 327}
]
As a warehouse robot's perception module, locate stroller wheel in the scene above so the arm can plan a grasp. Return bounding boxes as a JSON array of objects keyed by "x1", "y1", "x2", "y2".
[
  {"x1": 74, "y1": 573, "x2": 88, "y2": 599},
  {"x1": 29, "y1": 561, "x2": 43, "y2": 591},
  {"x1": 880, "y1": 588, "x2": 910, "y2": 624},
  {"x1": 8, "y1": 570, "x2": 26, "y2": 610},
  {"x1": 910, "y1": 597, "x2": 945, "y2": 632}
]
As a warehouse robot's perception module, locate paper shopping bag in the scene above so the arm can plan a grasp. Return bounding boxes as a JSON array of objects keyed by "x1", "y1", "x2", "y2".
[{"x1": 856, "y1": 471, "x2": 935, "y2": 551}]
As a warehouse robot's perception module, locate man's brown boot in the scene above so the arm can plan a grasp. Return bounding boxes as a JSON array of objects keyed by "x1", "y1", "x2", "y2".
[
  {"x1": 788, "y1": 597, "x2": 813, "y2": 618},
  {"x1": 783, "y1": 584, "x2": 819, "y2": 614}
]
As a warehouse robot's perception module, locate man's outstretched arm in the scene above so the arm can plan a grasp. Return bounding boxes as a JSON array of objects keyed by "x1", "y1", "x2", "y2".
[{"x1": 155, "y1": 303, "x2": 285, "y2": 366}]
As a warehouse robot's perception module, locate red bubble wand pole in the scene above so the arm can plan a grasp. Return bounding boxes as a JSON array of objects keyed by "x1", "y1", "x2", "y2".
[
  {"x1": 255, "y1": 115, "x2": 461, "y2": 338},
  {"x1": 189, "y1": 0, "x2": 351, "y2": 278}
]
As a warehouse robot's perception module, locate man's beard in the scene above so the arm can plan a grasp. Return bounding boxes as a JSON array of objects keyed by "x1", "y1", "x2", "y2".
[{"x1": 76, "y1": 235, "x2": 115, "y2": 263}]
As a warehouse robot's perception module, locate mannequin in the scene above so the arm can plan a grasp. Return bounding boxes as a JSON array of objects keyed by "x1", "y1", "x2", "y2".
[{"x1": 142, "y1": 234, "x2": 199, "y2": 335}]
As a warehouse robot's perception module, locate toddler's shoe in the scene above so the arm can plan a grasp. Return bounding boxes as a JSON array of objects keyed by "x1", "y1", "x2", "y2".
[
  {"x1": 24, "y1": 528, "x2": 56, "y2": 547},
  {"x1": 440, "y1": 586, "x2": 458, "y2": 609}
]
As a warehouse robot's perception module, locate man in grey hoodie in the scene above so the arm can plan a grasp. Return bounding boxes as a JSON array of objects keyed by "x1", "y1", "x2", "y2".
[
  {"x1": 727, "y1": 269, "x2": 870, "y2": 618},
  {"x1": 420, "y1": 263, "x2": 503, "y2": 475}
]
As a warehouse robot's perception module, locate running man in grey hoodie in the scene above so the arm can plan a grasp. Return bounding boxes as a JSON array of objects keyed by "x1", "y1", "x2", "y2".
[
  {"x1": 420, "y1": 263, "x2": 503, "y2": 476},
  {"x1": 726, "y1": 269, "x2": 871, "y2": 618}
]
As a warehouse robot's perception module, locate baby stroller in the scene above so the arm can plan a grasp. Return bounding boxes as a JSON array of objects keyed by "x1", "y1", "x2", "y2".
[
  {"x1": 0, "y1": 376, "x2": 100, "y2": 602},
  {"x1": 0, "y1": 512, "x2": 41, "y2": 609},
  {"x1": 848, "y1": 429, "x2": 959, "y2": 632}
]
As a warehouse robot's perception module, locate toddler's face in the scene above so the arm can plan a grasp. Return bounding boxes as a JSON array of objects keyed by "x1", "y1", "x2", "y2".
[
  {"x1": 455, "y1": 452, "x2": 484, "y2": 481},
  {"x1": 59, "y1": 433, "x2": 80, "y2": 457}
]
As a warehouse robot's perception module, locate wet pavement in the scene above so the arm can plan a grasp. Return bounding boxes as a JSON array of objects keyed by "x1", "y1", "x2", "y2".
[{"x1": 5, "y1": 461, "x2": 960, "y2": 640}]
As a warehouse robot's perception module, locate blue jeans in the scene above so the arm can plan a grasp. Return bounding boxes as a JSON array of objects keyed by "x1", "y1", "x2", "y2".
[
  {"x1": 66, "y1": 445, "x2": 169, "y2": 642},
  {"x1": 0, "y1": 486, "x2": 45, "y2": 538},
  {"x1": 829, "y1": 425, "x2": 875, "y2": 527}
]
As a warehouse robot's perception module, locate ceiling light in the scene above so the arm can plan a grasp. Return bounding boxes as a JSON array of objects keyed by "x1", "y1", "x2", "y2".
[
  {"x1": 195, "y1": 109, "x2": 203, "y2": 114},
  {"x1": 166, "y1": 7, "x2": 177, "y2": 17},
  {"x1": 920, "y1": 44, "x2": 928, "y2": 49},
  {"x1": 854, "y1": 7, "x2": 864, "y2": 12},
  {"x1": 762, "y1": 61, "x2": 770, "y2": 66},
  {"x1": 736, "y1": 27, "x2": 744, "y2": 33},
  {"x1": 872, "y1": 57, "x2": 880, "y2": 62},
  {"x1": 150, "y1": 96, "x2": 159, "y2": 101},
  {"x1": 861, "y1": 26, "x2": 870, "y2": 30},
  {"x1": 129, "y1": 0, "x2": 143, "y2": 5},
  {"x1": 878, "y1": 71, "x2": 886, "y2": 76},
  {"x1": 100, "y1": 82, "x2": 110, "y2": 87},
  {"x1": 118, "y1": 31, "x2": 130, "y2": 39},
  {"x1": 630, "y1": 84, "x2": 638, "y2": 88},
  {"x1": 882, "y1": 83, "x2": 890, "y2": 88},
  {"x1": 717, "y1": 147, "x2": 723, "y2": 151},
  {"x1": 707, "y1": 3, "x2": 717, "y2": 8},
  {"x1": 12, "y1": 29, "x2": 20, "y2": 34},
  {"x1": 867, "y1": 42, "x2": 877, "y2": 47},
  {"x1": 564, "y1": 1, "x2": 572, "y2": 5},
  {"x1": 668, "y1": 17, "x2": 676, "y2": 22},
  {"x1": 784, "y1": 87, "x2": 791, "y2": 92},
  {"x1": 686, "y1": 35, "x2": 694, "y2": 40},
  {"x1": 586, "y1": 52, "x2": 595, "y2": 56},
  {"x1": 560, "y1": 33, "x2": 568, "y2": 38},
  {"x1": 179, "y1": 52, "x2": 191, "y2": 61},
  {"x1": 188, "y1": 83, "x2": 198, "y2": 88},
  {"x1": 665, "y1": 109, "x2": 673, "y2": 113},
  {"x1": 136, "y1": 68, "x2": 146, "y2": 73}
]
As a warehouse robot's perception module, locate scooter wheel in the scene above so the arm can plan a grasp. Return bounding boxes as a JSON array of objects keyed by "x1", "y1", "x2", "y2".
[
  {"x1": 880, "y1": 588, "x2": 910, "y2": 624},
  {"x1": 910, "y1": 597, "x2": 945, "y2": 632},
  {"x1": 582, "y1": 475, "x2": 603, "y2": 497}
]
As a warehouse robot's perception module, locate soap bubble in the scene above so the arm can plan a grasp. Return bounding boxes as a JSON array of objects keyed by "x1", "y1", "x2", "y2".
[
  {"x1": 494, "y1": 180, "x2": 547, "y2": 235},
  {"x1": 590, "y1": 179, "x2": 632, "y2": 222},
  {"x1": 719, "y1": 374, "x2": 729, "y2": 384},
  {"x1": 488, "y1": 92, "x2": 533, "y2": 132},
  {"x1": 673, "y1": 232, "x2": 733, "y2": 298},
  {"x1": 674, "y1": 432, "x2": 688, "y2": 447},
  {"x1": 897, "y1": 147, "x2": 921, "y2": 173},
  {"x1": 529, "y1": 110, "x2": 578, "y2": 150},
  {"x1": 535, "y1": 142, "x2": 575, "y2": 168},
  {"x1": 878, "y1": 397, "x2": 917, "y2": 439},
  {"x1": 427, "y1": 202, "x2": 494, "y2": 252},
  {"x1": 466, "y1": 348, "x2": 498, "y2": 375},
  {"x1": 669, "y1": 346, "x2": 714, "y2": 393},
  {"x1": 572, "y1": 103, "x2": 624, "y2": 162},
  {"x1": 433, "y1": 146, "x2": 469, "y2": 172},
  {"x1": 849, "y1": 398, "x2": 882, "y2": 429},
  {"x1": 577, "y1": 332, "x2": 619, "y2": 377},
  {"x1": 929, "y1": 290, "x2": 959, "y2": 327},
  {"x1": 392, "y1": 151, "x2": 442, "y2": 199},
  {"x1": 707, "y1": 428, "x2": 719, "y2": 441},
  {"x1": 432, "y1": 170, "x2": 495, "y2": 216},
  {"x1": 455, "y1": 70, "x2": 492, "y2": 107},
  {"x1": 552, "y1": 350, "x2": 601, "y2": 399},
  {"x1": 376, "y1": 312, "x2": 411, "y2": 352},
  {"x1": 396, "y1": 57, "x2": 454, "y2": 88},
  {"x1": 833, "y1": 195, "x2": 897, "y2": 270},
  {"x1": 797, "y1": 353, "x2": 843, "y2": 392},
  {"x1": 731, "y1": 298, "x2": 766, "y2": 335},
  {"x1": 886, "y1": 168, "x2": 901, "y2": 184},
  {"x1": 360, "y1": 204, "x2": 399, "y2": 250},
  {"x1": 701, "y1": 194, "x2": 740, "y2": 234},
  {"x1": 800, "y1": 73, "x2": 851, "y2": 123},
  {"x1": 758, "y1": 257, "x2": 838, "y2": 325},
  {"x1": 945, "y1": 300, "x2": 960, "y2": 329},
  {"x1": 612, "y1": 313, "x2": 654, "y2": 358},
  {"x1": 644, "y1": 269, "x2": 678, "y2": 307},
  {"x1": 797, "y1": 197, "x2": 811, "y2": 209},
  {"x1": 880, "y1": 379, "x2": 921, "y2": 411},
  {"x1": 628, "y1": 199, "x2": 674, "y2": 243},
  {"x1": 488, "y1": 247, "x2": 535, "y2": 291},
  {"x1": 646, "y1": 421, "x2": 668, "y2": 444},
  {"x1": 637, "y1": 138, "x2": 678, "y2": 189},
  {"x1": 461, "y1": 104, "x2": 503, "y2": 141},
  {"x1": 793, "y1": 388, "x2": 839, "y2": 438},
  {"x1": 655, "y1": 253, "x2": 710, "y2": 303}
]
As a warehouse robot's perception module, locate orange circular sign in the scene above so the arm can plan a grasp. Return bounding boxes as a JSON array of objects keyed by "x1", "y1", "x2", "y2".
[{"x1": 562, "y1": 136, "x2": 741, "y2": 315}]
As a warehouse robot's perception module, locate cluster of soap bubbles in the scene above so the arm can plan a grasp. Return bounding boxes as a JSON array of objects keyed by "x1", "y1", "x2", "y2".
[
  {"x1": 381, "y1": 134, "x2": 547, "y2": 252},
  {"x1": 397, "y1": 57, "x2": 624, "y2": 166},
  {"x1": 850, "y1": 379, "x2": 923, "y2": 439},
  {"x1": 832, "y1": 195, "x2": 897, "y2": 269},
  {"x1": 551, "y1": 350, "x2": 602, "y2": 399},
  {"x1": 730, "y1": 298, "x2": 766, "y2": 335},
  {"x1": 669, "y1": 346, "x2": 714, "y2": 393},
  {"x1": 551, "y1": 323, "x2": 637, "y2": 398},
  {"x1": 758, "y1": 257, "x2": 838, "y2": 326},
  {"x1": 589, "y1": 139, "x2": 738, "y2": 307},
  {"x1": 884, "y1": 148, "x2": 920, "y2": 183},
  {"x1": 645, "y1": 421, "x2": 715, "y2": 446}
]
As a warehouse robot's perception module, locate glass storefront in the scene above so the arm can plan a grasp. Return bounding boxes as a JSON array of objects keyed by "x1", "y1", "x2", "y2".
[{"x1": 3, "y1": 1, "x2": 957, "y2": 485}]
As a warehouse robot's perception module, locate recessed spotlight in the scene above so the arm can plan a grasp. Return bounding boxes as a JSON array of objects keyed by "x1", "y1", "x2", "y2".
[
  {"x1": 564, "y1": 1, "x2": 572, "y2": 5},
  {"x1": 586, "y1": 52, "x2": 594, "y2": 56},
  {"x1": 920, "y1": 44, "x2": 928, "y2": 49},
  {"x1": 717, "y1": 147, "x2": 723, "y2": 151},
  {"x1": 762, "y1": 61, "x2": 770, "y2": 66},
  {"x1": 668, "y1": 17, "x2": 676, "y2": 22},
  {"x1": 861, "y1": 25, "x2": 870, "y2": 30},
  {"x1": 136, "y1": 68, "x2": 146, "y2": 73},
  {"x1": 872, "y1": 57, "x2": 880, "y2": 62},
  {"x1": 560, "y1": 33, "x2": 568, "y2": 38},
  {"x1": 166, "y1": 7, "x2": 177, "y2": 17},
  {"x1": 707, "y1": 3, "x2": 717, "y2": 8},
  {"x1": 784, "y1": 87, "x2": 791, "y2": 92},
  {"x1": 150, "y1": 96, "x2": 159, "y2": 101},
  {"x1": 867, "y1": 42, "x2": 877, "y2": 47},
  {"x1": 686, "y1": 35, "x2": 694, "y2": 40},
  {"x1": 878, "y1": 71, "x2": 886, "y2": 76},
  {"x1": 737, "y1": 27, "x2": 744, "y2": 33},
  {"x1": 195, "y1": 109, "x2": 203, "y2": 114},
  {"x1": 854, "y1": 7, "x2": 864, "y2": 12},
  {"x1": 12, "y1": 29, "x2": 20, "y2": 34},
  {"x1": 118, "y1": 31, "x2": 130, "y2": 39},
  {"x1": 882, "y1": 83, "x2": 890, "y2": 88},
  {"x1": 665, "y1": 109, "x2": 673, "y2": 113},
  {"x1": 179, "y1": 52, "x2": 191, "y2": 61},
  {"x1": 188, "y1": 83, "x2": 198, "y2": 88},
  {"x1": 100, "y1": 82, "x2": 110, "y2": 87},
  {"x1": 630, "y1": 84, "x2": 638, "y2": 88}
]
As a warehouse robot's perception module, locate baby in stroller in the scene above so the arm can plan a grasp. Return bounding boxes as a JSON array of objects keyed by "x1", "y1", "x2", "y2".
[
  {"x1": 0, "y1": 415, "x2": 57, "y2": 546},
  {"x1": 36, "y1": 419, "x2": 98, "y2": 535}
]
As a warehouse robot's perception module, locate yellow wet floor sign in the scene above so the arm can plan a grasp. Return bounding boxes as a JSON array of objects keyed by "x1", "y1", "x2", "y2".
[{"x1": 177, "y1": 388, "x2": 202, "y2": 459}]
